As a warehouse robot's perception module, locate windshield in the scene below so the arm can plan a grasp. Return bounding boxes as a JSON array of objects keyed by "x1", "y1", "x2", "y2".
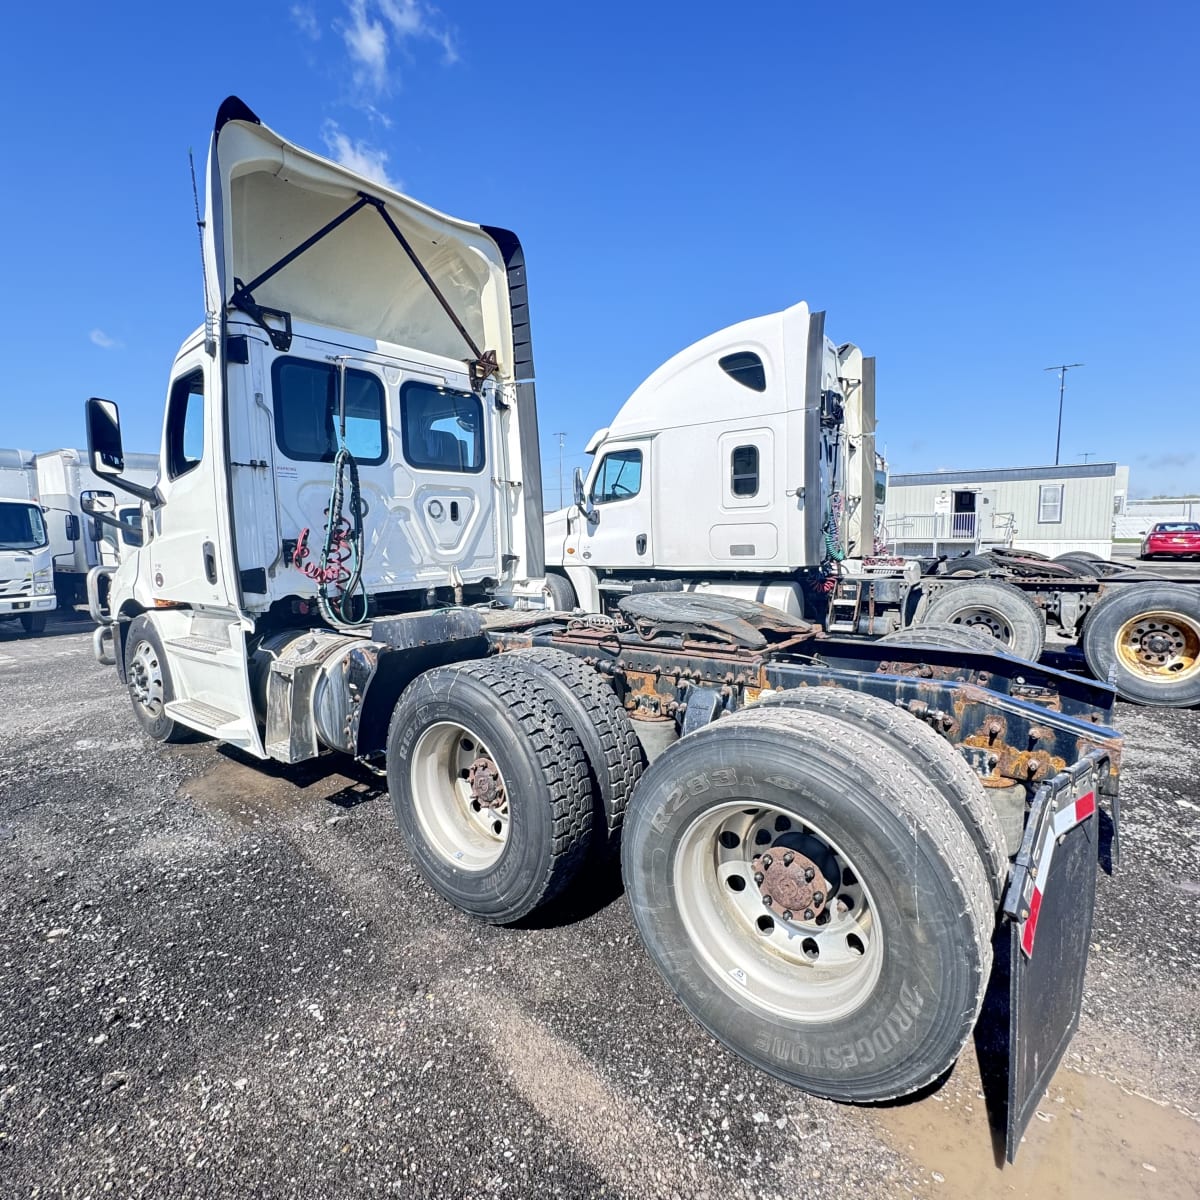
[
  {"x1": 1154, "y1": 522, "x2": 1200, "y2": 533},
  {"x1": 0, "y1": 502, "x2": 48, "y2": 551}
]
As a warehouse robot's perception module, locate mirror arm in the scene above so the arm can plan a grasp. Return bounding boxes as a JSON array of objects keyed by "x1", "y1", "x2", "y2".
[{"x1": 104, "y1": 476, "x2": 161, "y2": 506}]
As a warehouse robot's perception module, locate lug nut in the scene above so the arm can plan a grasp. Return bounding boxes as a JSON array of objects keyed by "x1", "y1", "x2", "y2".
[
  {"x1": 803, "y1": 908, "x2": 814, "y2": 921},
  {"x1": 812, "y1": 891, "x2": 824, "y2": 906},
  {"x1": 804, "y1": 867, "x2": 815, "y2": 882},
  {"x1": 753, "y1": 872, "x2": 764, "y2": 885},
  {"x1": 783, "y1": 852, "x2": 794, "y2": 866},
  {"x1": 782, "y1": 909, "x2": 793, "y2": 922},
  {"x1": 762, "y1": 854, "x2": 773, "y2": 868},
  {"x1": 762, "y1": 895, "x2": 773, "y2": 907}
]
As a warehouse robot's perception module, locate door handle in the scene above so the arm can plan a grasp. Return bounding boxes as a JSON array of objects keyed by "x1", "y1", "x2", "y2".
[
  {"x1": 636, "y1": 534, "x2": 647, "y2": 556},
  {"x1": 202, "y1": 541, "x2": 218, "y2": 585}
]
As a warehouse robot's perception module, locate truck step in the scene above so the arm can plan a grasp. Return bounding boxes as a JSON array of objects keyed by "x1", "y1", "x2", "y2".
[
  {"x1": 164, "y1": 699, "x2": 248, "y2": 738},
  {"x1": 166, "y1": 634, "x2": 233, "y2": 655}
]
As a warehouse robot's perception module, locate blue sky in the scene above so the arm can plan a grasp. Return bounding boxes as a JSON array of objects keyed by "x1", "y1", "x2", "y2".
[{"x1": 2, "y1": 1, "x2": 1196, "y2": 501}]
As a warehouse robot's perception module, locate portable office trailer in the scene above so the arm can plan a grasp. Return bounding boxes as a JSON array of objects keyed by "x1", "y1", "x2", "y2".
[{"x1": 886, "y1": 462, "x2": 1127, "y2": 560}]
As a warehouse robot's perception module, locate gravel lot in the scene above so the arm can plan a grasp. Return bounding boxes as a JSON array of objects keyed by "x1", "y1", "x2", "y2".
[{"x1": 1, "y1": 611, "x2": 1197, "y2": 1199}]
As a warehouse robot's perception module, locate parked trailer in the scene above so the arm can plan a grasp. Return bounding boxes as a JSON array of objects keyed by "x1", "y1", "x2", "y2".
[
  {"x1": 85, "y1": 98, "x2": 1122, "y2": 1161},
  {"x1": 543, "y1": 318, "x2": 1200, "y2": 707},
  {"x1": 33, "y1": 448, "x2": 158, "y2": 607}
]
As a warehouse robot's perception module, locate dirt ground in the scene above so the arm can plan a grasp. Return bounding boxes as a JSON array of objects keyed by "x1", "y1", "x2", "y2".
[{"x1": 0, "y1": 612, "x2": 1196, "y2": 1198}]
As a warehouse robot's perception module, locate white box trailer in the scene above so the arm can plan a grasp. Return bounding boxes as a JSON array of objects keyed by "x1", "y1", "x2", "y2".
[
  {"x1": 34, "y1": 448, "x2": 157, "y2": 607},
  {"x1": 0, "y1": 449, "x2": 56, "y2": 633}
]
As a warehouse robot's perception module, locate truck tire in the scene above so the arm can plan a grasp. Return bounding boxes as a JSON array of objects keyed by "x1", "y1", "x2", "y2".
[
  {"x1": 386, "y1": 658, "x2": 594, "y2": 923},
  {"x1": 502, "y1": 648, "x2": 646, "y2": 856},
  {"x1": 622, "y1": 705, "x2": 992, "y2": 1102},
  {"x1": 750, "y1": 687, "x2": 1009, "y2": 900},
  {"x1": 941, "y1": 554, "x2": 997, "y2": 576},
  {"x1": 918, "y1": 580, "x2": 1045, "y2": 661},
  {"x1": 123, "y1": 614, "x2": 188, "y2": 743},
  {"x1": 1081, "y1": 583, "x2": 1200, "y2": 707},
  {"x1": 1054, "y1": 550, "x2": 1102, "y2": 563},
  {"x1": 19, "y1": 613, "x2": 47, "y2": 635},
  {"x1": 880, "y1": 620, "x2": 1027, "y2": 659},
  {"x1": 544, "y1": 572, "x2": 578, "y2": 611}
]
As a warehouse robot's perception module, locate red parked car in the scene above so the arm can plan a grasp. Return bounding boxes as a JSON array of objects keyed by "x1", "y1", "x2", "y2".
[{"x1": 1140, "y1": 521, "x2": 1200, "y2": 559}]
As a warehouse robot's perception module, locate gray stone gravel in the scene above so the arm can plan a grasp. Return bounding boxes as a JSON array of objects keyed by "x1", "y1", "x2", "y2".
[{"x1": 0, "y1": 611, "x2": 1196, "y2": 1198}]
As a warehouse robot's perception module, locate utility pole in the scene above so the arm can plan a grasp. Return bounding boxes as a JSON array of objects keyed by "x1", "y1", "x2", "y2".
[
  {"x1": 554, "y1": 431, "x2": 568, "y2": 509},
  {"x1": 1044, "y1": 363, "x2": 1084, "y2": 467}
]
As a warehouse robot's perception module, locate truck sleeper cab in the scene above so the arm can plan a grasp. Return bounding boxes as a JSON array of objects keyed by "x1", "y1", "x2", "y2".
[{"x1": 85, "y1": 98, "x2": 1121, "y2": 1161}]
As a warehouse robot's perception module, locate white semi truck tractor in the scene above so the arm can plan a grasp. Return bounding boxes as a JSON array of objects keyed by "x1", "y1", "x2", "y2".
[
  {"x1": 84, "y1": 98, "x2": 1126, "y2": 1160},
  {"x1": 0, "y1": 448, "x2": 56, "y2": 634},
  {"x1": 544, "y1": 314, "x2": 1200, "y2": 707}
]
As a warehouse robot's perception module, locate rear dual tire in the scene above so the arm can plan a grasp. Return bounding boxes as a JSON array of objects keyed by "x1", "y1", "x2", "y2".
[
  {"x1": 622, "y1": 704, "x2": 993, "y2": 1102},
  {"x1": 916, "y1": 580, "x2": 1046, "y2": 661}
]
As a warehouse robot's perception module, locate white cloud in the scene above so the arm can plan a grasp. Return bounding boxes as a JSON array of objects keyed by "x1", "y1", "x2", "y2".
[
  {"x1": 90, "y1": 329, "x2": 123, "y2": 350},
  {"x1": 339, "y1": 0, "x2": 457, "y2": 100},
  {"x1": 322, "y1": 121, "x2": 397, "y2": 188},
  {"x1": 291, "y1": 3, "x2": 321, "y2": 39}
]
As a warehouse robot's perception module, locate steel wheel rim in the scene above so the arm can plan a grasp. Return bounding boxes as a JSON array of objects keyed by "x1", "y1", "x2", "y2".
[
  {"x1": 674, "y1": 800, "x2": 884, "y2": 1022},
  {"x1": 129, "y1": 640, "x2": 164, "y2": 716},
  {"x1": 1114, "y1": 610, "x2": 1200, "y2": 681},
  {"x1": 950, "y1": 608, "x2": 1009, "y2": 644},
  {"x1": 409, "y1": 721, "x2": 510, "y2": 871}
]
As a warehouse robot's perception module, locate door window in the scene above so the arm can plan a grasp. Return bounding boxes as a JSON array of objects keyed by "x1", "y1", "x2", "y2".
[
  {"x1": 165, "y1": 371, "x2": 205, "y2": 479},
  {"x1": 272, "y1": 358, "x2": 387, "y2": 464},
  {"x1": 591, "y1": 449, "x2": 642, "y2": 503},
  {"x1": 400, "y1": 382, "x2": 485, "y2": 473}
]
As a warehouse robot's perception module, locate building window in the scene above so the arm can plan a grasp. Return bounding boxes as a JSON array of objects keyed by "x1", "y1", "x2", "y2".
[
  {"x1": 718, "y1": 351, "x2": 766, "y2": 392},
  {"x1": 592, "y1": 448, "x2": 642, "y2": 503},
  {"x1": 400, "y1": 382, "x2": 485, "y2": 473},
  {"x1": 1038, "y1": 484, "x2": 1064, "y2": 524},
  {"x1": 731, "y1": 445, "x2": 759, "y2": 497},
  {"x1": 165, "y1": 370, "x2": 205, "y2": 479},
  {"x1": 272, "y1": 358, "x2": 387, "y2": 465}
]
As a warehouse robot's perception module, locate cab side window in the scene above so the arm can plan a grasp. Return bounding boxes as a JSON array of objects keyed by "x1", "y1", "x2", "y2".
[
  {"x1": 592, "y1": 449, "x2": 642, "y2": 503},
  {"x1": 165, "y1": 371, "x2": 205, "y2": 480}
]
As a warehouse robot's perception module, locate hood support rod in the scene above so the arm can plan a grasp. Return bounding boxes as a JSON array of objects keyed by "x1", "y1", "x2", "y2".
[{"x1": 227, "y1": 191, "x2": 497, "y2": 389}]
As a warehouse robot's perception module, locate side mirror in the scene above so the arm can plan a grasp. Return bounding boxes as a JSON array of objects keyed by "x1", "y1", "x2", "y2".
[
  {"x1": 65, "y1": 514, "x2": 81, "y2": 542},
  {"x1": 572, "y1": 466, "x2": 597, "y2": 522},
  {"x1": 81, "y1": 489, "x2": 117, "y2": 516},
  {"x1": 86, "y1": 397, "x2": 125, "y2": 477}
]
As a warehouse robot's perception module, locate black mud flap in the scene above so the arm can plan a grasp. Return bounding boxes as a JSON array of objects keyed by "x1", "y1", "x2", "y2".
[{"x1": 1000, "y1": 750, "x2": 1113, "y2": 1162}]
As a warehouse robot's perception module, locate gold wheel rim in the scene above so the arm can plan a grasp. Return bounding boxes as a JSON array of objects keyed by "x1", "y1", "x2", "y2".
[{"x1": 1114, "y1": 610, "x2": 1200, "y2": 681}]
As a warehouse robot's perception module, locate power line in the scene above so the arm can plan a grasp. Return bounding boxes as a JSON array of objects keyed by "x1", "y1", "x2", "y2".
[{"x1": 1044, "y1": 363, "x2": 1084, "y2": 467}]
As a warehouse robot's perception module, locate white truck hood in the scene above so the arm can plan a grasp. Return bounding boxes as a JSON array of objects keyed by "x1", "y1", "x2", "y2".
[{"x1": 204, "y1": 97, "x2": 516, "y2": 378}]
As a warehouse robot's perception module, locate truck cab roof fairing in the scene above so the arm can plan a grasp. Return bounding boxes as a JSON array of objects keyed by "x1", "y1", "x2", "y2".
[{"x1": 204, "y1": 98, "x2": 515, "y2": 375}]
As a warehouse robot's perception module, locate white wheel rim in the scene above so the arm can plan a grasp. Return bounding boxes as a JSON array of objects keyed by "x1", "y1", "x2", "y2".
[
  {"x1": 409, "y1": 721, "x2": 510, "y2": 871},
  {"x1": 674, "y1": 801, "x2": 884, "y2": 1022},
  {"x1": 129, "y1": 640, "x2": 165, "y2": 716}
]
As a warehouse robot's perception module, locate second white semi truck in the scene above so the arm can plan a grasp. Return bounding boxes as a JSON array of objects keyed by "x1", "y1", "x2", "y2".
[{"x1": 543, "y1": 314, "x2": 1200, "y2": 707}]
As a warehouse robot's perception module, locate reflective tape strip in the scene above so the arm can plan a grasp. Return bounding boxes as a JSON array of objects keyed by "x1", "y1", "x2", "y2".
[{"x1": 1018, "y1": 790, "x2": 1096, "y2": 959}]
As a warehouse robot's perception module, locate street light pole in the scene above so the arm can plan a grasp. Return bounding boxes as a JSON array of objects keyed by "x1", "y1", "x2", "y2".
[
  {"x1": 1044, "y1": 363, "x2": 1084, "y2": 467},
  {"x1": 554, "y1": 431, "x2": 567, "y2": 509}
]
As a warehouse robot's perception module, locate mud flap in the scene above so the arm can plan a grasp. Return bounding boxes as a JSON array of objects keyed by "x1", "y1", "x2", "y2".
[{"x1": 1001, "y1": 750, "x2": 1112, "y2": 1162}]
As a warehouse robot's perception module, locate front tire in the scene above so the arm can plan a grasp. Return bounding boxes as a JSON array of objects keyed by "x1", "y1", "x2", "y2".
[
  {"x1": 123, "y1": 615, "x2": 187, "y2": 742},
  {"x1": 622, "y1": 705, "x2": 992, "y2": 1102},
  {"x1": 544, "y1": 572, "x2": 578, "y2": 611},
  {"x1": 386, "y1": 659, "x2": 594, "y2": 923},
  {"x1": 20, "y1": 613, "x2": 47, "y2": 635}
]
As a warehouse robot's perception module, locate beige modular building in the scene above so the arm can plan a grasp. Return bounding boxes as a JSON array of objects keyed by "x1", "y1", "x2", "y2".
[{"x1": 885, "y1": 462, "x2": 1129, "y2": 560}]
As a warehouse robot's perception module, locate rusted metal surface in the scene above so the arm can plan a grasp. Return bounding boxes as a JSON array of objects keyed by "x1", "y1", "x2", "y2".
[
  {"x1": 468, "y1": 757, "x2": 505, "y2": 809},
  {"x1": 754, "y1": 849, "x2": 830, "y2": 923}
]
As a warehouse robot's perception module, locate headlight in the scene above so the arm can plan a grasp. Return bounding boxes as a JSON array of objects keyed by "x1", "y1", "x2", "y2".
[{"x1": 33, "y1": 567, "x2": 53, "y2": 594}]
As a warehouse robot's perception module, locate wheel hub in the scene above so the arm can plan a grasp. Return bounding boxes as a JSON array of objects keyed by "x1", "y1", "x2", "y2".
[
  {"x1": 752, "y1": 848, "x2": 830, "y2": 922},
  {"x1": 467, "y1": 757, "x2": 505, "y2": 809}
]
